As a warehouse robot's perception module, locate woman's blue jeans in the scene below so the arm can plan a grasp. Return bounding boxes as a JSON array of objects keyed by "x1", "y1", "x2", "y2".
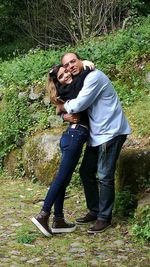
[
  {"x1": 43, "y1": 124, "x2": 88, "y2": 217},
  {"x1": 80, "y1": 135, "x2": 127, "y2": 222}
]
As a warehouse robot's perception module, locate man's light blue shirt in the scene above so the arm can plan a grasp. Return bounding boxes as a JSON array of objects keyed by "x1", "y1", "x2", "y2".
[{"x1": 64, "y1": 69, "x2": 131, "y2": 146}]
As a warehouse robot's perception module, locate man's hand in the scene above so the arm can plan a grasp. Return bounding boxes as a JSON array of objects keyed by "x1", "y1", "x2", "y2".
[{"x1": 63, "y1": 113, "x2": 80, "y2": 123}]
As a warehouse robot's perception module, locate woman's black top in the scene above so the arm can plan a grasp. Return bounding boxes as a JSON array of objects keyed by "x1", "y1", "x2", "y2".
[{"x1": 57, "y1": 67, "x2": 92, "y2": 126}]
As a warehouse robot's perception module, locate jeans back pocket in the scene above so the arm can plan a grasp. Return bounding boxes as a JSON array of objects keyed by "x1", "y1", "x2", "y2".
[{"x1": 60, "y1": 132, "x2": 72, "y2": 150}]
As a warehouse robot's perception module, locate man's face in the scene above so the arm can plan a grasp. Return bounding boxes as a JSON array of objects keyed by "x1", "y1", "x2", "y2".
[{"x1": 62, "y1": 53, "x2": 83, "y2": 76}]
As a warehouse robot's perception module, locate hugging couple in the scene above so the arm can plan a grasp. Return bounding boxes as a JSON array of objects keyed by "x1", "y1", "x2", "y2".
[{"x1": 31, "y1": 52, "x2": 131, "y2": 236}]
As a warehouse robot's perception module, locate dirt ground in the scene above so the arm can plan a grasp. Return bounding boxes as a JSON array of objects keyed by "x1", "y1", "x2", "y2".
[{"x1": 0, "y1": 176, "x2": 149, "y2": 267}]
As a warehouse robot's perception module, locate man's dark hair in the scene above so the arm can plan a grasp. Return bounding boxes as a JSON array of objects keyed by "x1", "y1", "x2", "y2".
[{"x1": 61, "y1": 52, "x2": 81, "y2": 62}]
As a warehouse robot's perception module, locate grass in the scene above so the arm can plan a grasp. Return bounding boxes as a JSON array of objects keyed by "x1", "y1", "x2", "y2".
[
  {"x1": 0, "y1": 15, "x2": 150, "y2": 266},
  {"x1": 125, "y1": 94, "x2": 150, "y2": 138},
  {"x1": 0, "y1": 175, "x2": 150, "y2": 267}
]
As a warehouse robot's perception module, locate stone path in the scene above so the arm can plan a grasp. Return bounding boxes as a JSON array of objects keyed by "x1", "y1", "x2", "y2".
[{"x1": 0, "y1": 177, "x2": 149, "y2": 267}]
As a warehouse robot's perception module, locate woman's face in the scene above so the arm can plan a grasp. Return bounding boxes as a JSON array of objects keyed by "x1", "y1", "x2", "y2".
[{"x1": 57, "y1": 67, "x2": 73, "y2": 85}]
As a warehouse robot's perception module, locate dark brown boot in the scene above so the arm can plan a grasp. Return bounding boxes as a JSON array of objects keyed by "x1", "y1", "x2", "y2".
[
  {"x1": 88, "y1": 220, "x2": 111, "y2": 234},
  {"x1": 52, "y1": 217, "x2": 76, "y2": 233},
  {"x1": 31, "y1": 210, "x2": 52, "y2": 237},
  {"x1": 76, "y1": 212, "x2": 97, "y2": 224}
]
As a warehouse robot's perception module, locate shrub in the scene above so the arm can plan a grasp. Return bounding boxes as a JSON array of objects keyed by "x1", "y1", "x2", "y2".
[
  {"x1": 0, "y1": 86, "x2": 32, "y2": 160},
  {"x1": 132, "y1": 205, "x2": 150, "y2": 242},
  {"x1": 114, "y1": 187, "x2": 137, "y2": 217},
  {"x1": 16, "y1": 225, "x2": 38, "y2": 244}
]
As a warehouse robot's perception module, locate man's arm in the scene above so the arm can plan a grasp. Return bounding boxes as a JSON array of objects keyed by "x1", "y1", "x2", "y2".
[{"x1": 63, "y1": 70, "x2": 108, "y2": 114}]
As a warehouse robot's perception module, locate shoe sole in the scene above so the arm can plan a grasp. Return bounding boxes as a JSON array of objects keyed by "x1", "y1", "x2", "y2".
[
  {"x1": 75, "y1": 220, "x2": 96, "y2": 225},
  {"x1": 51, "y1": 225, "x2": 76, "y2": 233},
  {"x1": 87, "y1": 224, "x2": 111, "y2": 234},
  {"x1": 31, "y1": 217, "x2": 51, "y2": 237}
]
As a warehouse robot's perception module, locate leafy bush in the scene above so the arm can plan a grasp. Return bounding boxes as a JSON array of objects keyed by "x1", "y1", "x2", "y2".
[
  {"x1": 0, "y1": 86, "x2": 32, "y2": 159},
  {"x1": 125, "y1": 95, "x2": 150, "y2": 137},
  {"x1": 0, "y1": 47, "x2": 62, "y2": 87},
  {"x1": 16, "y1": 225, "x2": 38, "y2": 244},
  {"x1": 0, "y1": 85, "x2": 56, "y2": 164},
  {"x1": 132, "y1": 205, "x2": 150, "y2": 242},
  {"x1": 0, "y1": 16, "x2": 150, "y2": 168},
  {"x1": 114, "y1": 187, "x2": 137, "y2": 217},
  {"x1": 0, "y1": 16, "x2": 149, "y2": 91},
  {"x1": 76, "y1": 16, "x2": 150, "y2": 70},
  {"x1": 0, "y1": 38, "x2": 32, "y2": 61}
]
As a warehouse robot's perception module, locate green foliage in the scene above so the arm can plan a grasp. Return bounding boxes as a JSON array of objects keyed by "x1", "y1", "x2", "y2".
[
  {"x1": 16, "y1": 226, "x2": 38, "y2": 244},
  {"x1": 0, "y1": 86, "x2": 32, "y2": 159},
  {"x1": 0, "y1": 47, "x2": 61, "y2": 87},
  {"x1": 0, "y1": 83, "x2": 55, "y2": 165},
  {"x1": 1, "y1": 0, "x2": 150, "y2": 53},
  {"x1": 112, "y1": 80, "x2": 143, "y2": 106},
  {"x1": 114, "y1": 187, "x2": 137, "y2": 217},
  {"x1": 125, "y1": 95, "x2": 150, "y2": 137},
  {"x1": 132, "y1": 205, "x2": 150, "y2": 242},
  {"x1": 0, "y1": 16, "x2": 150, "y2": 168},
  {"x1": 76, "y1": 16, "x2": 150, "y2": 68},
  {"x1": 26, "y1": 100, "x2": 55, "y2": 133},
  {"x1": 17, "y1": 233, "x2": 37, "y2": 244},
  {"x1": 0, "y1": 38, "x2": 32, "y2": 61},
  {"x1": 76, "y1": 16, "x2": 150, "y2": 106},
  {"x1": 0, "y1": 16, "x2": 149, "y2": 107},
  {"x1": 0, "y1": 0, "x2": 26, "y2": 45},
  {"x1": 131, "y1": 0, "x2": 150, "y2": 17}
]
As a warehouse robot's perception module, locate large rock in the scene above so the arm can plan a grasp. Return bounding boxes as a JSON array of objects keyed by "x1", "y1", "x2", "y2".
[
  {"x1": 116, "y1": 148, "x2": 150, "y2": 193},
  {"x1": 3, "y1": 148, "x2": 23, "y2": 177},
  {"x1": 22, "y1": 128, "x2": 64, "y2": 185},
  {"x1": 133, "y1": 189, "x2": 150, "y2": 241},
  {"x1": 136, "y1": 189, "x2": 150, "y2": 216}
]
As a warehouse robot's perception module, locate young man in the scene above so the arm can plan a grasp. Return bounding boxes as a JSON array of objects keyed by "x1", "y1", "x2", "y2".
[{"x1": 58, "y1": 52, "x2": 131, "y2": 233}]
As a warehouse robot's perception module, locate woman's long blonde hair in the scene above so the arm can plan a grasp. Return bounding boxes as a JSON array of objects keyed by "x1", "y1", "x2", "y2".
[{"x1": 46, "y1": 64, "x2": 62, "y2": 105}]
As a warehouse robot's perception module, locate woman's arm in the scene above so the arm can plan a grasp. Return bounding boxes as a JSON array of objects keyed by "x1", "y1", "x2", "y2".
[{"x1": 63, "y1": 113, "x2": 80, "y2": 123}]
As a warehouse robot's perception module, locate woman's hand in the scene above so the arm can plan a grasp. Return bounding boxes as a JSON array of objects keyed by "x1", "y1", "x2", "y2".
[
  {"x1": 56, "y1": 102, "x2": 65, "y2": 115},
  {"x1": 82, "y1": 60, "x2": 95, "y2": 70}
]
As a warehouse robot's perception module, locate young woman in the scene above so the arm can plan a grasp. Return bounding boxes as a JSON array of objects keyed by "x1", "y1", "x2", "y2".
[{"x1": 31, "y1": 64, "x2": 92, "y2": 236}]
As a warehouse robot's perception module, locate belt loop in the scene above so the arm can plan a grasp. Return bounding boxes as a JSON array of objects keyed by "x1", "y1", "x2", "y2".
[
  {"x1": 70, "y1": 123, "x2": 88, "y2": 130},
  {"x1": 70, "y1": 124, "x2": 77, "y2": 129}
]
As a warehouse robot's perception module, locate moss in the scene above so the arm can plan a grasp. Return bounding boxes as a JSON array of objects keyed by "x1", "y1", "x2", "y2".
[
  {"x1": 22, "y1": 129, "x2": 62, "y2": 185},
  {"x1": 36, "y1": 153, "x2": 61, "y2": 185},
  {"x1": 116, "y1": 148, "x2": 150, "y2": 194},
  {"x1": 3, "y1": 148, "x2": 23, "y2": 177}
]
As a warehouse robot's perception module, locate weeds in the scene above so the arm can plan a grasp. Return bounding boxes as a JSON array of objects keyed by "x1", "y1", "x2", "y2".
[
  {"x1": 114, "y1": 186, "x2": 137, "y2": 217},
  {"x1": 132, "y1": 205, "x2": 150, "y2": 242}
]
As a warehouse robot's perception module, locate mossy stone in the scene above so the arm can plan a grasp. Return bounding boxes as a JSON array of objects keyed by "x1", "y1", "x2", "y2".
[
  {"x1": 22, "y1": 128, "x2": 63, "y2": 185},
  {"x1": 116, "y1": 148, "x2": 150, "y2": 194}
]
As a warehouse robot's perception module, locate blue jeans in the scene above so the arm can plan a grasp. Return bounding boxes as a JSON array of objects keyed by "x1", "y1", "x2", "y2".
[
  {"x1": 79, "y1": 145, "x2": 99, "y2": 216},
  {"x1": 80, "y1": 135, "x2": 127, "y2": 221},
  {"x1": 43, "y1": 124, "x2": 88, "y2": 217}
]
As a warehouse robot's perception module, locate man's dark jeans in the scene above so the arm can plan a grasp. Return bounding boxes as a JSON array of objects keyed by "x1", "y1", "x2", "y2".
[
  {"x1": 43, "y1": 125, "x2": 88, "y2": 217},
  {"x1": 80, "y1": 135, "x2": 127, "y2": 221}
]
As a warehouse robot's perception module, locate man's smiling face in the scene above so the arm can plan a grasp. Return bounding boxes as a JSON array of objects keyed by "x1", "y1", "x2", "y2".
[{"x1": 62, "y1": 53, "x2": 83, "y2": 76}]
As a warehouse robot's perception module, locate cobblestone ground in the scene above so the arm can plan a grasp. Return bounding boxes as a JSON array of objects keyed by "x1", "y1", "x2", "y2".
[{"x1": 0, "y1": 177, "x2": 149, "y2": 267}]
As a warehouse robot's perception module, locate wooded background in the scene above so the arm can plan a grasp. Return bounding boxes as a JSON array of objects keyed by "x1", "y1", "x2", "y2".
[{"x1": 1, "y1": 0, "x2": 150, "y2": 50}]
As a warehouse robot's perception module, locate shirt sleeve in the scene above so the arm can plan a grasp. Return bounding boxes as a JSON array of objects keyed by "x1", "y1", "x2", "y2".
[{"x1": 64, "y1": 70, "x2": 108, "y2": 114}]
